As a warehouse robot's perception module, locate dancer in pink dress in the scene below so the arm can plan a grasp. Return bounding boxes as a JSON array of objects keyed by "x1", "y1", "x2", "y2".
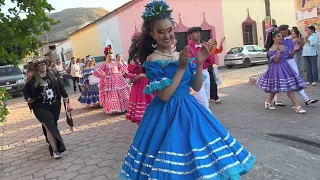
[
  {"x1": 126, "y1": 59, "x2": 155, "y2": 124},
  {"x1": 93, "y1": 46, "x2": 130, "y2": 114},
  {"x1": 126, "y1": 32, "x2": 155, "y2": 124}
]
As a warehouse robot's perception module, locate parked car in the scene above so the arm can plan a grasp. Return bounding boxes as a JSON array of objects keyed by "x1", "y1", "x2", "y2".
[
  {"x1": 224, "y1": 45, "x2": 268, "y2": 69},
  {"x1": 0, "y1": 65, "x2": 25, "y2": 95}
]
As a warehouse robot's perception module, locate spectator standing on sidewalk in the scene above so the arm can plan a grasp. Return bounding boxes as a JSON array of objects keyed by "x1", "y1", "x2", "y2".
[
  {"x1": 67, "y1": 57, "x2": 82, "y2": 92},
  {"x1": 79, "y1": 58, "x2": 86, "y2": 72},
  {"x1": 55, "y1": 59, "x2": 70, "y2": 87},
  {"x1": 208, "y1": 37, "x2": 225, "y2": 103},
  {"x1": 302, "y1": 26, "x2": 319, "y2": 85},
  {"x1": 291, "y1": 27, "x2": 303, "y2": 75}
]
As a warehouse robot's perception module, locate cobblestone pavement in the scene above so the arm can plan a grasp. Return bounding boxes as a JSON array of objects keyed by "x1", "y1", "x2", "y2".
[{"x1": 1, "y1": 64, "x2": 320, "y2": 180}]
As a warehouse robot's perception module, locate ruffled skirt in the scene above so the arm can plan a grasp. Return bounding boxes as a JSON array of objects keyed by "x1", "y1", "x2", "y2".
[
  {"x1": 119, "y1": 95, "x2": 255, "y2": 180},
  {"x1": 257, "y1": 61, "x2": 306, "y2": 93},
  {"x1": 126, "y1": 77, "x2": 155, "y2": 124},
  {"x1": 78, "y1": 84, "x2": 100, "y2": 106},
  {"x1": 99, "y1": 74, "x2": 130, "y2": 113}
]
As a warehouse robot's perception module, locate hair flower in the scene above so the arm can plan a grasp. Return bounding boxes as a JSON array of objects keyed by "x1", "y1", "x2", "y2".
[
  {"x1": 104, "y1": 46, "x2": 114, "y2": 56},
  {"x1": 141, "y1": 0, "x2": 172, "y2": 22}
]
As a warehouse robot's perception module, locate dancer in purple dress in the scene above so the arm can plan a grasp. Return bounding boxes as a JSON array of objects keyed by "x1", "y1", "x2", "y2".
[{"x1": 257, "y1": 31, "x2": 307, "y2": 114}]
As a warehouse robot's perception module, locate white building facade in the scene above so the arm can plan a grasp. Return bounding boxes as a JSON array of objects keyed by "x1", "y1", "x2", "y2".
[
  {"x1": 97, "y1": 14, "x2": 123, "y2": 58},
  {"x1": 56, "y1": 39, "x2": 73, "y2": 62}
]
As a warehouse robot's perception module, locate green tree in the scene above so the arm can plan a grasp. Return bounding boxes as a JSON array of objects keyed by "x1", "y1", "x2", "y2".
[
  {"x1": 0, "y1": 0, "x2": 57, "y2": 122},
  {"x1": 0, "y1": 88, "x2": 10, "y2": 123},
  {"x1": 0, "y1": 0, "x2": 57, "y2": 65}
]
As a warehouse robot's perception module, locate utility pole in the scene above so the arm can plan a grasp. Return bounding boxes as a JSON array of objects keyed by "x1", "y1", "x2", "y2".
[
  {"x1": 263, "y1": 0, "x2": 271, "y2": 49},
  {"x1": 264, "y1": 0, "x2": 271, "y2": 19},
  {"x1": 46, "y1": 33, "x2": 49, "y2": 56},
  {"x1": 46, "y1": 33, "x2": 49, "y2": 46}
]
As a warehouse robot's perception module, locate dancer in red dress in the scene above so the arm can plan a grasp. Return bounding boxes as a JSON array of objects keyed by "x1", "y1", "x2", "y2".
[
  {"x1": 126, "y1": 59, "x2": 155, "y2": 124},
  {"x1": 126, "y1": 32, "x2": 156, "y2": 124},
  {"x1": 93, "y1": 46, "x2": 130, "y2": 114}
]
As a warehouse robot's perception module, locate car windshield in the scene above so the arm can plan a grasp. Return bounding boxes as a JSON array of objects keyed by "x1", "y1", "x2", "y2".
[
  {"x1": 0, "y1": 67, "x2": 22, "y2": 76},
  {"x1": 227, "y1": 47, "x2": 243, "y2": 54}
]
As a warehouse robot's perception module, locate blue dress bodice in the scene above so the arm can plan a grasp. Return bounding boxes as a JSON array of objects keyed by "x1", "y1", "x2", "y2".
[{"x1": 142, "y1": 59, "x2": 200, "y2": 98}]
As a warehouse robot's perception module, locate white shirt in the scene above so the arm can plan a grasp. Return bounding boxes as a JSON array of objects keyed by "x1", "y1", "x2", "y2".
[
  {"x1": 55, "y1": 64, "x2": 64, "y2": 72},
  {"x1": 70, "y1": 63, "x2": 81, "y2": 77},
  {"x1": 80, "y1": 63, "x2": 85, "y2": 71}
]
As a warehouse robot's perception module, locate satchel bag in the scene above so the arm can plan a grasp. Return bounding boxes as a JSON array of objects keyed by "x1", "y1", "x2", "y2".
[{"x1": 88, "y1": 75, "x2": 100, "y2": 85}]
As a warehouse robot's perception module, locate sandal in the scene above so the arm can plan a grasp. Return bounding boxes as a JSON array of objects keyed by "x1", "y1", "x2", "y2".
[
  {"x1": 273, "y1": 101, "x2": 285, "y2": 106},
  {"x1": 293, "y1": 106, "x2": 306, "y2": 114},
  {"x1": 265, "y1": 102, "x2": 275, "y2": 110}
]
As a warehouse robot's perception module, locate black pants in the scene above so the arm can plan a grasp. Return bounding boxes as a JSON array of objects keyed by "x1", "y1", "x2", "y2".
[
  {"x1": 72, "y1": 77, "x2": 81, "y2": 92},
  {"x1": 33, "y1": 101, "x2": 66, "y2": 154},
  {"x1": 62, "y1": 75, "x2": 70, "y2": 87},
  {"x1": 58, "y1": 72, "x2": 70, "y2": 87},
  {"x1": 208, "y1": 67, "x2": 219, "y2": 100}
]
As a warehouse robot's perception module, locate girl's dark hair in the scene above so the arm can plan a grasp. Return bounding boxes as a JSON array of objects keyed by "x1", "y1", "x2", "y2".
[
  {"x1": 287, "y1": 29, "x2": 291, "y2": 36},
  {"x1": 116, "y1": 54, "x2": 120, "y2": 58},
  {"x1": 292, "y1": 27, "x2": 301, "y2": 38},
  {"x1": 266, "y1": 31, "x2": 280, "y2": 50},
  {"x1": 131, "y1": 13, "x2": 173, "y2": 64},
  {"x1": 307, "y1": 26, "x2": 316, "y2": 32},
  {"x1": 128, "y1": 40, "x2": 139, "y2": 65}
]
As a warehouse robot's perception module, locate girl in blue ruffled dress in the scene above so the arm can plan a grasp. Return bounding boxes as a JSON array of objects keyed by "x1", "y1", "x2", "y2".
[
  {"x1": 119, "y1": 1, "x2": 255, "y2": 179},
  {"x1": 78, "y1": 58, "x2": 100, "y2": 107}
]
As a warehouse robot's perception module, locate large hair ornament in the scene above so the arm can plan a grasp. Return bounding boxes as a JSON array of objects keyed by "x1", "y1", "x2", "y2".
[
  {"x1": 142, "y1": 0, "x2": 173, "y2": 22},
  {"x1": 104, "y1": 46, "x2": 114, "y2": 56}
]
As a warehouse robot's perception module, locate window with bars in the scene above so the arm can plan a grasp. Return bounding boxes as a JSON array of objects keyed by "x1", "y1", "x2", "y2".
[{"x1": 244, "y1": 25, "x2": 253, "y2": 45}]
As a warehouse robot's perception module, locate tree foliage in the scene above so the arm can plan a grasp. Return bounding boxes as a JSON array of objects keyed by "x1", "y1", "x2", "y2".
[
  {"x1": 0, "y1": 88, "x2": 10, "y2": 123},
  {"x1": 0, "y1": 0, "x2": 58, "y2": 65},
  {"x1": 0, "y1": 0, "x2": 57, "y2": 123}
]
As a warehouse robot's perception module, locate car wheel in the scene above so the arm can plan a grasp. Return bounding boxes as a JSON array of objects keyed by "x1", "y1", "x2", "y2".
[
  {"x1": 243, "y1": 58, "x2": 251, "y2": 68},
  {"x1": 226, "y1": 65, "x2": 233, "y2": 69}
]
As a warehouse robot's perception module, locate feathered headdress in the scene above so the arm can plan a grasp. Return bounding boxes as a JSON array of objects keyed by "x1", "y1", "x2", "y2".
[
  {"x1": 142, "y1": 0, "x2": 172, "y2": 22},
  {"x1": 104, "y1": 46, "x2": 114, "y2": 56}
]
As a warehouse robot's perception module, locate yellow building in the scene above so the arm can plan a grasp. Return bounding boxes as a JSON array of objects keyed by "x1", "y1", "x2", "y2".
[
  {"x1": 222, "y1": 0, "x2": 296, "y2": 52},
  {"x1": 69, "y1": 23, "x2": 102, "y2": 58}
]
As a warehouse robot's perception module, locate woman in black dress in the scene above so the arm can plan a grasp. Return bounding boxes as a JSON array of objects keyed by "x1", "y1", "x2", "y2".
[{"x1": 23, "y1": 58, "x2": 71, "y2": 159}]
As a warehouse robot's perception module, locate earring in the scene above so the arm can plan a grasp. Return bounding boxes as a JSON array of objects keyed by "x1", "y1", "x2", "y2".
[{"x1": 152, "y1": 40, "x2": 157, "y2": 48}]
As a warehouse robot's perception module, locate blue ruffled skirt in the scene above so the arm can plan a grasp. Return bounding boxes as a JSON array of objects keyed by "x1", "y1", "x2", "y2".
[
  {"x1": 119, "y1": 94, "x2": 255, "y2": 180},
  {"x1": 78, "y1": 84, "x2": 100, "y2": 106}
]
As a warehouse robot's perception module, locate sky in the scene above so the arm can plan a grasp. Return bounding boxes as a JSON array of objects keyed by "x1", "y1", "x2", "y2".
[
  {"x1": 47, "y1": 0, "x2": 131, "y2": 12},
  {"x1": 2, "y1": 0, "x2": 131, "y2": 14}
]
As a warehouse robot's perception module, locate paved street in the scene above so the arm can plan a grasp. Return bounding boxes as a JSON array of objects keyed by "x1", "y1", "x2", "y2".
[{"x1": 1, "y1": 64, "x2": 320, "y2": 180}]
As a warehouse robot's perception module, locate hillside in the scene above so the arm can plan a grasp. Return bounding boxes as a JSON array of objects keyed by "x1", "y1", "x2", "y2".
[{"x1": 40, "y1": 7, "x2": 109, "y2": 42}]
